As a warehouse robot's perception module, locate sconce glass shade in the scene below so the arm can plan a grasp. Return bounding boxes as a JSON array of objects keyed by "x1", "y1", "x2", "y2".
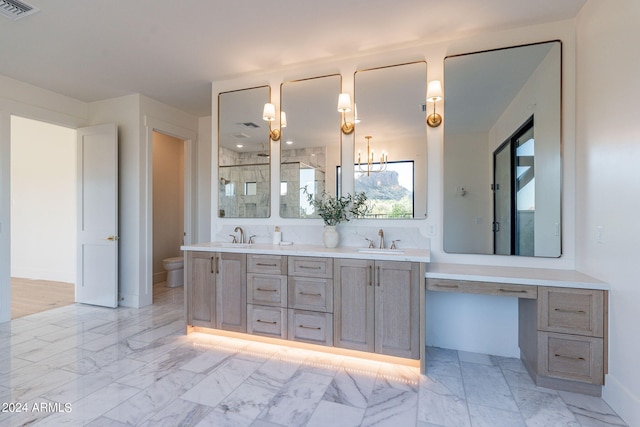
[
  {"x1": 263, "y1": 103, "x2": 276, "y2": 121},
  {"x1": 281, "y1": 111, "x2": 287, "y2": 128},
  {"x1": 427, "y1": 80, "x2": 443, "y2": 102},
  {"x1": 337, "y1": 93, "x2": 352, "y2": 112}
]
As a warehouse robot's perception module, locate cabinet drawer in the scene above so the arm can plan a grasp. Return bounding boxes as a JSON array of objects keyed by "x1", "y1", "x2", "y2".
[
  {"x1": 248, "y1": 254, "x2": 287, "y2": 275},
  {"x1": 247, "y1": 274, "x2": 287, "y2": 307},
  {"x1": 247, "y1": 305, "x2": 287, "y2": 339},
  {"x1": 539, "y1": 331, "x2": 604, "y2": 385},
  {"x1": 287, "y1": 309, "x2": 333, "y2": 346},
  {"x1": 288, "y1": 256, "x2": 333, "y2": 279},
  {"x1": 288, "y1": 277, "x2": 333, "y2": 313},
  {"x1": 427, "y1": 278, "x2": 537, "y2": 299},
  {"x1": 539, "y1": 287, "x2": 604, "y2": 337}
]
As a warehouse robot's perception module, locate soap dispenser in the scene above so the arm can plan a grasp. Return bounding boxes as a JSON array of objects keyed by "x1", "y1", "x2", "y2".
[{"x1": 272, "y1": 226, "x2": 282, "y2": 245}]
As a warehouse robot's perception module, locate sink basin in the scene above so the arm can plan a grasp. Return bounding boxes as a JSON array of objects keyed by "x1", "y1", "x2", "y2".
[
  {"x1": 216, "y1": 242, "x2": 253, "y2": 248},
  {"x1": 356, "y1": 248, "x2": 405, "y2": 255}
]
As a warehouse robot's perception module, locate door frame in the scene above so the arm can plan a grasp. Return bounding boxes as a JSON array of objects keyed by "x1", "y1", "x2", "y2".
[
  {"x1": 0, "y1": 107, "x2": 86, "y2": 323},
  {"x1": 143, "y1": 116, "x2": 197, "y2": 306}
]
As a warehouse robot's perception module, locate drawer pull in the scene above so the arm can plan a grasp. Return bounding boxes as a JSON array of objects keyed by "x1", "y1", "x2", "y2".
[
  {"x1": 554, "y1": 353, "x2": 586, "y2": 361},
  {"x1": 256, "y1": 288, "x2": 278, "y2": 293},
  {"x1": 554, "y1": 308, "x2": 587, "y2": 314},
  {"x1": 498, "y1": 288, "x2": 528, "y2": 294},
  {"x1": 299, "y1": 291, "x2": 322, "y2": 297},
  {"x1": 256, "y1": 263, "x2": 278, "y2": 267},
  {"x1": 434, "y1": 284, "x2": 459, "y2": 289},
  {"x1": 298, "y1": 325, "x2": 321, "y2": 330},
  {"x1": 257, "y1": 320, "x2": 277, "y2": 325},
  {"x1": 299, "y1": 265, "x2": 322, "y2": 270}
]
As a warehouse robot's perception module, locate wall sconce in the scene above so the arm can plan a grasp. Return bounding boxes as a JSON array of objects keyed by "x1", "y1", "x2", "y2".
[
  {"x1": 357, "y1": 136, "x2": 388, "y2": 176},
  {"x1": 337, "y1": 93, "x2": 355, "y2": 134},
  {"x1": 262, "y1": 103, "x2": 281, "y2": 141},
  {"x1": 426, "y1": 80, "x2": 443, "y2": 128}
]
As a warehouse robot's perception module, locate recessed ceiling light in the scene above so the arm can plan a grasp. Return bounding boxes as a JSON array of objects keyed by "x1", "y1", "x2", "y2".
[
  {"x1": 285, "y1": 140, "x2": 293, "y2": 145},
  {"x1": 236, "y1": 144, "x2": 243, "y2": 148}
]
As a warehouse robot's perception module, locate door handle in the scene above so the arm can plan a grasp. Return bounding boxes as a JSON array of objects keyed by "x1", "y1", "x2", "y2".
[{"x1": 104, "y1": 235, "x2": 119, "y2": 241}]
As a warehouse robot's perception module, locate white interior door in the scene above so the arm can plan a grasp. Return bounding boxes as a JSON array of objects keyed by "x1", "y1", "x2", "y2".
[{"x1": 76, "y1": 124, "x2": 118, "y2": 307}]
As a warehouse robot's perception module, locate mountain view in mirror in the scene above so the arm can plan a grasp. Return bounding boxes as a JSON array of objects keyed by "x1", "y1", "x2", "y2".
[
  {"x1": 353, "y1": 62, "x2": 427, "y2": 219},
  {"x1": 280, "y1": 75, "x2": 341, "y2": 218},
  {"x1": 443, "y1": 41, "x2": 561, "y2": 257},
  {"x1": 218, "y1": 86, "x2": 271, "y2": 218}
]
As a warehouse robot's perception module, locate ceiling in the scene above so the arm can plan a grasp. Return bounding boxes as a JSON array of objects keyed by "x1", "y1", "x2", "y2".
[{"x1": 0, "y1": 0, "x2": 586, "y2": 117}]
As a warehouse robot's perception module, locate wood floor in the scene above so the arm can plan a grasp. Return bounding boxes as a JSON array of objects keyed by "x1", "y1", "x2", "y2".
[{"x1": 10, "y1": 277, "x2": 75, "y2": 319}]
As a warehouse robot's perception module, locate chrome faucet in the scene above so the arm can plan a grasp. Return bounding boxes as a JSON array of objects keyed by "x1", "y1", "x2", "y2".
[
  {"x1": 234, "y1": 226, "x2": 245, "y2": 244},
  {"x1": 378, "y1": 229, "x2": 384, "y2": 249}
]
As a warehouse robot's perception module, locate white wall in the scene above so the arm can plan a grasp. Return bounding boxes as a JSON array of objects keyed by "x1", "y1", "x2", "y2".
[
  {"x1": 10, "y1": 116, "x2": 76, "y2": 283},
  {"x1": 197, "y1": 116, "x2": 212, "y2": 243},
  {"x1": 576, "y1": 1, "x2": 640, "y2": 424},
  {"x1": 443, "y1": 130, "x2": 492, "y2": 253},
  {"x1": 152, "y1": 131, "x2": 184, "y2": 283}
]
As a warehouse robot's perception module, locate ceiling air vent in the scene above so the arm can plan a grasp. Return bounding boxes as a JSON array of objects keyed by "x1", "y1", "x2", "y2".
[{"x1": 0, "y1": 0, "x2": 39, "y2": 21}]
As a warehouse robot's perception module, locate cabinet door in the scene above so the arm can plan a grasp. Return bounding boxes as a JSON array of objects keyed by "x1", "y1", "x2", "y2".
[
  {"x1": 216, "y1": 252, "x2": 247, "y2": 332},
  {"x1": 375, "y1": 261, "x2": 420, "y2": 359},
  {"x1": 186, "y1": 251, "x2": 216, "y2": 327},
  {"x1": 334, "y1": 258, "x2": 374, "y2": 352}
]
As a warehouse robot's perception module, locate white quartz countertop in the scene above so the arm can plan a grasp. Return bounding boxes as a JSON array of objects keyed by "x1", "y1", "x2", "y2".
[
  {"x1": 181, "y1": 242, "x2": 430, "y2": 263},
  {"x1": 425, "y1": 263, "x2": 609, "y2": 290}
]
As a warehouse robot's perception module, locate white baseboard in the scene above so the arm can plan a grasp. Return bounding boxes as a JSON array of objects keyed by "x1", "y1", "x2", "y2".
[{"x1": 602, "y1": 374, "x2": 639, "y2": 427}]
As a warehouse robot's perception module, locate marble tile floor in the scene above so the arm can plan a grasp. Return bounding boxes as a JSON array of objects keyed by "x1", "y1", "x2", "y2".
[{"x1": 0, "y1": 284, "x2": 628, "y2": 427}]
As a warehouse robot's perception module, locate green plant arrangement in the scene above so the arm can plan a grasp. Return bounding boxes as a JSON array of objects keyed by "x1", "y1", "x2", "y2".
[{"x1": 304, "y1": 188, "x2": 370, "y2": 226}]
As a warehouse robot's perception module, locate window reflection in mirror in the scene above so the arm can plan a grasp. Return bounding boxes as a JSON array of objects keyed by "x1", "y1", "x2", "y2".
[
  {"x1": 353, "y1": 62, "x2": 427, "y2": 219},
  {"x1": 218, "y1": 86, "x2": 271, "y2": 218},
  {"x1": 338, "y1": 161, "x2": 415, "y2": 218},
  {"x1": 443, "y1": 41, "x2": 561, "y2": 257},
  {"x1": 280, "y1": 75, "x2": 341, "y2": 218}
]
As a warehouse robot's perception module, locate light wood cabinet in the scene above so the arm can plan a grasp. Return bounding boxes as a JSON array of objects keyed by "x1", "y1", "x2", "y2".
[
  {"x1": 248, "y1": 273, "x2": 288, "y2": 307},
  {"x1": 186, "y1": 250, "x2": 423, "y2": 365},
  {"x1": 185, "y1": 251, "x2": 246, "y2": 332},
  {"x1": 216, "y1": 252, "x2": 247, "y2": 332},
  {"x1": 287, "y1": 256, "x2": 334, "y2": 346},
  {"x1": 288, "y1": 309, "x2": 333, "y2": 346},
  {"x1": 247, "y1": 304, "x2": 287, "y2": 339},
  {"x1": 247, "y1": 254, "x2": 288, "y2": 338},
  {"x1": 333, "y1": 259, "x2": 374, "y2": 352},
  {"x1": 334, "y1": 259, "x2": 420, "y2": 359},
  {"x1": 186, "y1": 251, "x2": 216, "y2": 327},
  {"x1": 520, "y1": 286, "x2": 607, "y2": 395}
]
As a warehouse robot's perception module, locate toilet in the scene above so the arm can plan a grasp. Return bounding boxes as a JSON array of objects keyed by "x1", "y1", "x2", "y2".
[{"x1": 163, "y1": 256, "x2": 184, "y2": 287}]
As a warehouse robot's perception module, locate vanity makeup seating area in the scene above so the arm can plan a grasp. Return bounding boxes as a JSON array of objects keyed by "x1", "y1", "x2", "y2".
[
  {"x1": 181, "y1": 243, "x2": 609, "y2": 397},
  {"x1": 425, "y1": 263, "x2": 609, "y2": 396}
]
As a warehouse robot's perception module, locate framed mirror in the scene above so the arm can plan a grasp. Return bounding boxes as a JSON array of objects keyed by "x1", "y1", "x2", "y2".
[
  {"x1": 218, "y1": 86, "x2": 271, "y2": 218},
  {"x1": 353, "y1": 61, "x2": 427, "y2": 219},
  {"x1": 280, "y1": 75, "x2": 341, "y2": 218},
  {"x1": 443, "y1": 41, "x2": 561, "y2": 257}
]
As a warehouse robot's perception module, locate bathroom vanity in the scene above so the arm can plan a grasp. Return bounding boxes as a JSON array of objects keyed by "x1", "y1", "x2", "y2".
[
  {"x1": 182, "y1": 243, "x2": 429, "y2": 368},
  {"x1": 181, "y1": 243, "x2": 609, "y2": 396}
]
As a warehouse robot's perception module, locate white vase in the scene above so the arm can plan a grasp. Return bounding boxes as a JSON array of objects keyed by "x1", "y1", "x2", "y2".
[{"x1": 322, "y1": 225, "x2": 340, "y2": 248}]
